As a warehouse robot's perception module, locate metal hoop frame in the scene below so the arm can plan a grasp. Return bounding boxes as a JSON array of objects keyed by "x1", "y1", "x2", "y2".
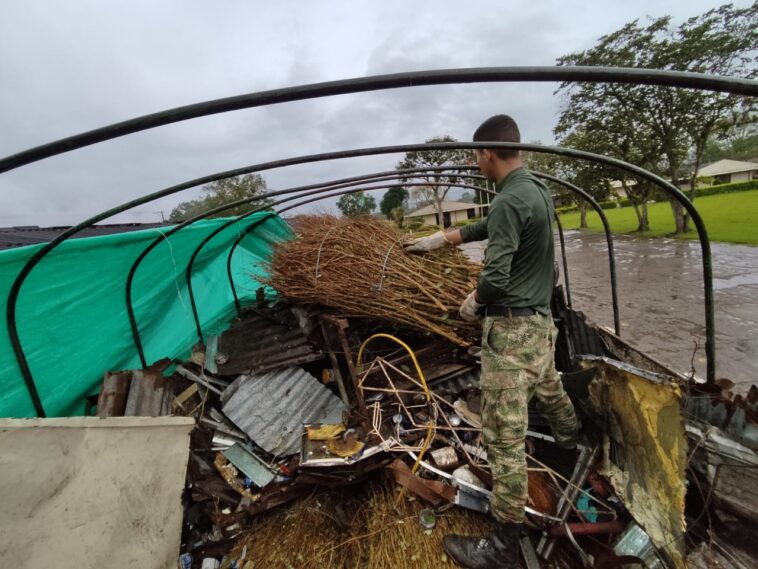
[{"x1": 3, "y1": 65, "x2": 748, "y2": 415}]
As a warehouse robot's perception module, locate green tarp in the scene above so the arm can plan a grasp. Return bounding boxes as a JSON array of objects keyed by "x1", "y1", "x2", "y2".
[{"x1": 0, "y1": 214, "x2": 292, "y2": 418}]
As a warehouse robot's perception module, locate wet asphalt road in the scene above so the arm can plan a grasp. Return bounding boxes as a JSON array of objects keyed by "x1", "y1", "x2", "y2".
[{"x1": 459, "y1": 232, "x2": 758, "y2": 390}]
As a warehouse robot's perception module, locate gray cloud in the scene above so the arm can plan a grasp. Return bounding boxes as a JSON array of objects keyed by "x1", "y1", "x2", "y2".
[{"x1": 0, "y1": 0, "x2": 745, "y2": 225}]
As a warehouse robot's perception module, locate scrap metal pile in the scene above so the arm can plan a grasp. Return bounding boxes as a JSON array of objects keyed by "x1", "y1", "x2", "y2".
[
  {"x1": 90, "y1": 216, "x2": 756, "y2": 568},
  {"x1": 97, "y1": 297, "x2": 659, "y2": 568}
]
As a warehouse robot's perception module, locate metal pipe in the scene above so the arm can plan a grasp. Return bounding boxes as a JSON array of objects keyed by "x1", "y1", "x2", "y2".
[
  {"x1": 2, "y1": 66, "x2": 755, "y2": 175},
  {"x1": 6, "y1": 140, "x2": 712, "y2": 416},
  {"x1": 553, "y1": 213, "x2": 572, "y2": 308},
  {"x1": 548, "y1": 520, "x2": 624, "y2": 536},
  {"x1": 184, "y1": 182, "x2": 486, "y2": 348},
  {"x1": 128, "y1": 177, "x2": 489, "y2": 367},
  {"x1": 534, "y1": 172, "x2": 619, "y2": 335},
  {"x1": 226, "y1": 169, "x2": 604, "y2": 323},
  {"x1": 226, "y1": 168, "x2": 490, "y2": 314}
]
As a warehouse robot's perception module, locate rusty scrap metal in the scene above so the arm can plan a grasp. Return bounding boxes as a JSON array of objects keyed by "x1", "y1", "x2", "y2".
[
  {"x1": 97, "y1": 370, "x2": 132, "y2": 417},
  {"x1": 536, "y1": 444, "x2": 599, "y2": 560},
  {"x1": 320, "y1": 315, "x2": 368, "y2": 419},
  {"x1": 318, "y1": 319, "x2": 350, "y2": 406},
  {"x1": 217, "y1": 308, "x2": 322, "y2": 376},
  {"x1": 221, "y1": 367, "x2": 346, "y2": 456}
]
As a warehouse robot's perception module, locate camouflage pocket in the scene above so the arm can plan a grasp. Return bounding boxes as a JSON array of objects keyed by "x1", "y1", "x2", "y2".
[{"x1": 481, "y1": 315, "x2": 552, "y2": 389}]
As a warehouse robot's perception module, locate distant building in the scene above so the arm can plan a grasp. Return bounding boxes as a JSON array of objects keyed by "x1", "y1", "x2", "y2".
[
  {"x1": 697, "y1": 159, "x2": 758, "y2": 185},
  {"x1": 609, "y1": 180, "x2": 634, "y2": 199},
  {"x1": 406, "y1": 200, "x2": 486, "y2": 228}
]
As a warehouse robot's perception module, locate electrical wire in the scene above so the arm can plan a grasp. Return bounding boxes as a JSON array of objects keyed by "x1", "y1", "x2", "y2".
[{"x1": 357, "y1": 333, "x2": 435, "y2": 481}]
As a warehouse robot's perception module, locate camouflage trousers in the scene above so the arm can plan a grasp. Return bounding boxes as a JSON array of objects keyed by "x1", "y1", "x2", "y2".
[{"x1": 480, "y1": 313, "x2": 578, "y2": 523}]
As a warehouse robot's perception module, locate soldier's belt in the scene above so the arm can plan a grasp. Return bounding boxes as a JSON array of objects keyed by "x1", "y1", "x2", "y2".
[{"x1": 478, "y1": 305, "x2": 537, "y2": 318}]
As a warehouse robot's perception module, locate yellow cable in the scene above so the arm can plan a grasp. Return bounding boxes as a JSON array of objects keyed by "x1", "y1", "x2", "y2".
[{"x1": 357, "y1": 333, "x2": 435, "y2": 483}]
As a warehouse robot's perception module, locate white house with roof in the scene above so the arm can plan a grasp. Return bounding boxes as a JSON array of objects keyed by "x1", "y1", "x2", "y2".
[
  {"x1": 406, "y1": 200, "x2": 486, "y2": 228},
  {"x1": 697, "y1": 159, "x2": 758, "y2": 185}
]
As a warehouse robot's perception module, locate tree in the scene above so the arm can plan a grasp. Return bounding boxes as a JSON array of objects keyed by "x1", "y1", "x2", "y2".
[
  {"x1": 701, "y1": 128, "x2": 758, "y2": 164},
  {"x1": 389, "y1": 206, "x2": 406, "y2": 228},
  {"x1": 524, "y1": 139, "x2": 613, "y2": 229},
  {"x1": 555, "y1": 4, "x2": 757, "y2": 234},
  {"x1": 396, "y1": 135, "x2": 471, "y2": 229},
  {"x1": 379, "y1": 186, "x2": 409, "y2": 219},
  {"x1": 169, "y1": 174, "x2": 272, "y2": 222},
  {"x1": 336, "y1": 191, "x2": 376, "y2": 217}
]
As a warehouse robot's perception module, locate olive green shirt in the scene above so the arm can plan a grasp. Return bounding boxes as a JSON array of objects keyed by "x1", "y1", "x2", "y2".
[{"x1": 459, "y1": 168, "x2": 554, "y2": 314}]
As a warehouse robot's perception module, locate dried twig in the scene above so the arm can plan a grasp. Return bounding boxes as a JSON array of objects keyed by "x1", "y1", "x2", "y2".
[{"x1": 265, "y1": 216, "x2": 481, "y2": 346}]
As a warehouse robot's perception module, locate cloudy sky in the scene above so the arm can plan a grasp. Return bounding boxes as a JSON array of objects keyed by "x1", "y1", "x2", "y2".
[{"x1": 0, "y1": 0, "x2": 750, "y2": 226}]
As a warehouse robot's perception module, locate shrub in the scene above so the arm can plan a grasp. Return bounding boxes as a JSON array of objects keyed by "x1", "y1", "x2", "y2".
[
  {"x1": 453, "y1": 217, "x2": 481, "y2": 227},
  {"x1": 694, "y1": 179, "x2": 758, "y2": 197},
  {"x1": 407, "y1": 219, "x2": 424, "y2": 230},
  {"x1": 598, "y1": 200, "x2": 618, "y2": 210},
  {"x1": 556, "y1": 205, "x2": 578, "y2": 214}
]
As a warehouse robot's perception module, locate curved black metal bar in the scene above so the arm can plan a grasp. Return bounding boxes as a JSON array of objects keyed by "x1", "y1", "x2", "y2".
[
  {"x1": 127, "y1": 173, "x2": 490, "y2": 368},
  {"x1": 8, "y1": 140, "x2": 714, "y2": 416},
  {"x1": 184, "y1": 182, "x2": 487, "y2": 348},
  {"x1": 226, "y1": 169, "x2": 495, "y2": 315},
  {"x1": 129, "y1": 166, "x2": 488, "y2": 363},
  {"x1": 553, "y1": 213, "x2": 571, "y2": 308},
  {"x1": 2, "y1": 66, "x2": 755, "y2": 175},
  {"x1": 533, "y1": 172, "x2": 621, "y2": 334},
  {"x1": 223, "y1": 169, "x2": 599, "y2": 321}
]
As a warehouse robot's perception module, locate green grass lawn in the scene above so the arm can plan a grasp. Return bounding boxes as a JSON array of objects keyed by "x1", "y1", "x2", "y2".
[{"x1": 558, "y1": 189, "x2": 758, "y2": 245}]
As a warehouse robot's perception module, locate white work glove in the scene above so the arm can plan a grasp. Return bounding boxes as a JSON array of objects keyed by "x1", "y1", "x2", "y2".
[
  {"x1": 403, "y1": 230, "x2": 451, "y2": 253},
  {"x1": 459, "y1": 290, "x2": 484, "y2": 322}
]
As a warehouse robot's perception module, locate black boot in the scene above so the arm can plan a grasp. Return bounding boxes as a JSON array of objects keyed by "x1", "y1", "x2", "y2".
[{"x1": 443, "y1": 522, "x2": 522, "y2": 568}]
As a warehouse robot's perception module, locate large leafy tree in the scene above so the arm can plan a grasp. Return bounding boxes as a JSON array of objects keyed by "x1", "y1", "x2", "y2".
[
  {"x1": 169, "y1": 174, "x2": 272, "y2": 222},
  {"x1": 701, "y1": 127, "x2": 758, "y2": 164},
  {"x1": 396, "y1": 136, "x2": 471, "y2": 229},
  {"x1": 555, "y1": 4, "x2": 757, "y2": 234},
  {"x1": 523, "y1": 139, "x2": 613, "y2": 229},
  {"x1": 336, "y1": 191, "x2": 376, "y2": 217},
  {"x1": 379, "y1": 186, "x2": 409, "y2": 219}
]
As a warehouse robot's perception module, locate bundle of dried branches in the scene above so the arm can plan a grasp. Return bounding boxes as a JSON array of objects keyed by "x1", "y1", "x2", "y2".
[{"x1": 267, "y1": 216, "x2": 481, "y2": 346}]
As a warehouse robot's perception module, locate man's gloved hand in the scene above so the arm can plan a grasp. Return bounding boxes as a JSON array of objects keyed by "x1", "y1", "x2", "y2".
[
  {"x1": 459, "y1": 290, "x2": 484, "y2": 322},
  {"x1": 403, "y1": 231, "x2": 451, "y2": 253}
]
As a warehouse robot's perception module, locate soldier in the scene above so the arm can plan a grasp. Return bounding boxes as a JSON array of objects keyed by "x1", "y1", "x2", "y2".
[{"x1": 405, "y1": 115, "x2": 579, "y2": 569}]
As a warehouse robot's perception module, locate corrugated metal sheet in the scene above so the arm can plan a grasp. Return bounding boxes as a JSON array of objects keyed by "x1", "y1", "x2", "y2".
[
  {"x1": 217, "y1": 308, "x2": 322, "y2": 376},
  {"x1": 221, "y1": 367, "x2": 345, "y2": 457},
  {"x1": 0, "y1": 223, "x2": 170, "y2": 250},
  {"x1": 685, "y1": 384, "x2": 758, "y2": 451},
  {"x1": 430, "y1": 368, "x2": 480, "y2": 397}
]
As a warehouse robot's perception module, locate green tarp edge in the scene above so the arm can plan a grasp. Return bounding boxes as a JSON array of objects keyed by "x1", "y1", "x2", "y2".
[{"x1": 0, "y1": 213, "x2": 293, "y2": 418}]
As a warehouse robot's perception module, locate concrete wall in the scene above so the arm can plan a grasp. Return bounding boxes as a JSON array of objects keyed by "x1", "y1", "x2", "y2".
[{"x1": 0, "y1": 416, "x2": 194, "y2": 569}]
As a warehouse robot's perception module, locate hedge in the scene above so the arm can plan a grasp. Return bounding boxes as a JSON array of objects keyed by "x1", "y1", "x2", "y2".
[
  {"x1": 557, "y1": 201, "x2": 615, "y2": 214},
  {"x1": 454, "y1": 217, "x2": 481, "y2": 227},
  {"x1": 693, "y1": 178, "x2": 758, "y2": 197},
  {"x1": 556, "y1": 205, "x2": 578, "y2": 214}
]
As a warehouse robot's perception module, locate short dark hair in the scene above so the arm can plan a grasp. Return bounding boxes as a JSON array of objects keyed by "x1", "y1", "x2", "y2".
[{"x1": 473, "y1": 115, "x2": 520, "y2": 159}]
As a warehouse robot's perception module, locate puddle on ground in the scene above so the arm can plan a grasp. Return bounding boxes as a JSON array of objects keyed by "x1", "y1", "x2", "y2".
[{"x1": 460, "y1": 232, "x2": 758, "y2": 390}]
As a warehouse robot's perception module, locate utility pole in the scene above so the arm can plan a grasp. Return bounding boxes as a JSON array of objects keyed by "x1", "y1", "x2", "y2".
[{"x1": 154, "y1": 210, "x2": 166, "y2": 222}]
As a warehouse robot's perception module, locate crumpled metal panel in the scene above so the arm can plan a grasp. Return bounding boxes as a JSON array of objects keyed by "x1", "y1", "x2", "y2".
[
  {"x1": 685, "y1": 384, "x2": 758, "y2": 451},
  {"x1": 585, "y1": 358, "x2": 687, "y2": 569},
  {"x1": 221, "y1": 367, "x2": 345, "y2": 457},
  {"x1": 216, "y1": 308, "x2": 322, "y2": 376}
]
